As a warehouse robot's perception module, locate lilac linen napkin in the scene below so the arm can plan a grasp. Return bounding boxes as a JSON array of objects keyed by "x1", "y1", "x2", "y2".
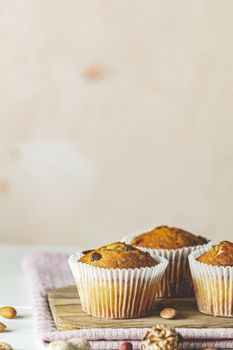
[{"x1": 22, "y1": 252, "x2": 233, "y2": 349}]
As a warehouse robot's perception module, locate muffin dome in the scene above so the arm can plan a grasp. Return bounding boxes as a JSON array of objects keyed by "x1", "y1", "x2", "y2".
[
  {"x1": 197, "y1": 241, "x2": 233, "y2": 266},
  {"x1": 79, "y1": 242, "x2": 157, "y2": 269},
  {"x1": 131, "y1": 225, "x2": 208, "y2": 249}
]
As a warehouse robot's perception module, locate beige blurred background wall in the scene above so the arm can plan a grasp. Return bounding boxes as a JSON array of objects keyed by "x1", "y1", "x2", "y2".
[{"x1": 0, "y1": 0, "x2": 233, "y2": 247}]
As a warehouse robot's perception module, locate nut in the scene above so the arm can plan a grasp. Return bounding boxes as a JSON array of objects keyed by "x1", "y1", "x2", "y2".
[
  {"x1": 0, "y1": 322, "x2": 6, "y2": 332},
  {"x1": 0, "y1": 343, "x2": 13, "y2": 350},
  {"x1": 119, "y1": 342, "x2": 133, "y2": 350},
  {"x1": 160, "y1": 307, "x2": 177, "y2": 319},
  {"x1": 141, "y1": 325, "x2": 179, "y2": 350},
  {"x1": 0, "y1": 306, "x2": 17, "y2": 319},
  {"x1": 68, "y1": 338, "x2": 91, "y2": 350},
  {"x1": 47, "y1": 341, "x2": 75, "y2": 350}
]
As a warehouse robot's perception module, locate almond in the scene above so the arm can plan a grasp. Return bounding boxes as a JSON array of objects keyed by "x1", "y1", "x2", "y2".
[
  {"x1": 160, "y1": 307, "x2": 177, "y2": 319},
  {"x1": 0, "y1": 306, "x2": 17, "y2": 319},
  {"x1": 0, "y1": 322, "x2": 6, "y2": 332}
]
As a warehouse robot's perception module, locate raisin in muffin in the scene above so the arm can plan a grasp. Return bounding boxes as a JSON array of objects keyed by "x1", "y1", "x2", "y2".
[
  {"x1": 69, "y1": 242, "x2": 168, "y2": 319},
  {"x1": 122, "y1": 226, "x2": 210, "y2": 297},
  {"x1": 189, "y1": 241, "x2": 233, "y2": 317}
]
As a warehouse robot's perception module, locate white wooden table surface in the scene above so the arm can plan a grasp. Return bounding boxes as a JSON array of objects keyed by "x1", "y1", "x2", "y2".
[{"x1": 0, "y1": 244, "x2": 83, "y2": 350}]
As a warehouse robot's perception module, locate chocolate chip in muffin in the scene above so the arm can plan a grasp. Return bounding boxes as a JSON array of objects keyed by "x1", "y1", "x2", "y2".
[
  {"x1": 82, "y1": 249, "x2": 94, "y2": 255},
  {"x1": 91, "y1": 253, "x2": 102, "y2": 261}
]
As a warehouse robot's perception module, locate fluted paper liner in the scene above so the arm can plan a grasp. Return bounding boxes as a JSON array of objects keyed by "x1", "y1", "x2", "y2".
[
  {"x1": 189, "y1": 246, "x2": 233, "y2": 317},
  {"x1": 122, "y1": 231, "x2": 211, "y2": 297},
  {"x1": 68, "y1": 252, "x2": 168, "y2": 319}
]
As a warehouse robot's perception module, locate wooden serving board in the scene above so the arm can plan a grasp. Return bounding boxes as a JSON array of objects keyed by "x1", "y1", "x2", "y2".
[{"x1": 48, "y1": 285, "x2": 233, "y2": 331}]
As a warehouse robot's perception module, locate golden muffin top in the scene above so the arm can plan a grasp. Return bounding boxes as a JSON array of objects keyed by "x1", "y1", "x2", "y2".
[
  {"x1": 79, "y1": 242, "x2": 157, "y2": 269},
  {"x1": 197, "y1": 241, "x2": 233, "y2": 266},
  {"x1": 131, "y1": 225, "x2": 208, "y2": 249}
]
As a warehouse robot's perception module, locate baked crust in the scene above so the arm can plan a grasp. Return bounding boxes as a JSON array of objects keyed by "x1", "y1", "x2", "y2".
[
  {"x1": 197, "y1": 241, "x2": 233, "y2": 266},
  {"x1": 79, "y1": 242, "x2": 157, "y2": 269},
  {"x1": 131, "y1": 225, "x2": 208, "y2": 249}
]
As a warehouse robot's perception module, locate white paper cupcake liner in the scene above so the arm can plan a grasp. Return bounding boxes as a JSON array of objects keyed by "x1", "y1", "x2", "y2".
[
  {"x1": 122, "y1": 231, "x2": 211, "y2": 297},
  {"x1": 68, "y1": 252, "x2": 168, "y2": 319},
  {"x1": 189, "y1": 246, "x2": 233, "y2": 317}
]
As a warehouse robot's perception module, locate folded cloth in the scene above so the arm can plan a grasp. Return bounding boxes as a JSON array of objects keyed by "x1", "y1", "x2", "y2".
[{"x1": 22, "y1": 252, "x2": 233, "y2": 349}]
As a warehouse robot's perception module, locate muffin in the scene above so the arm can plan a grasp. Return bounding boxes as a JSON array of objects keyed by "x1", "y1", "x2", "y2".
[
  {"x1": 189, "y1": 241, "x2": 233, "y2": 317},
  {"x1": 122, "y1": 225, "x2": 210, "y2": 297},
  {"x1": 68, "y1": 242, "x2": 168, "y2": 319}
]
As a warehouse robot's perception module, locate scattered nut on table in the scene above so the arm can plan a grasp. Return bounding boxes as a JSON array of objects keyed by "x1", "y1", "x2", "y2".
[
  {"x1": 47, "y1": 339, "x2": 91, "y2": 350},
  {"x1": 0, "y1": 322, "x2": 6, "y2": 332},
  {"x1": 141, "y1": 325, "x2": 179, "y2": 350},
  {"x1": 160, "y1": 307, "x2": 177, "y2": 319},
  {"x1": 0, "y1": 343, "x2": 13, "y2": 350},
  {"x1": 47, "y1": 340, "x2": 75, "y2": 350},
  {"x1": 0, "y1": 306, "x2": 17, "y2": 319},
  {"x1": 68, "y1": 339, "x2": 91, "y2": 350},
  {"x1": 119, "y1": 341, "x2": 133, "y2": 350}
]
